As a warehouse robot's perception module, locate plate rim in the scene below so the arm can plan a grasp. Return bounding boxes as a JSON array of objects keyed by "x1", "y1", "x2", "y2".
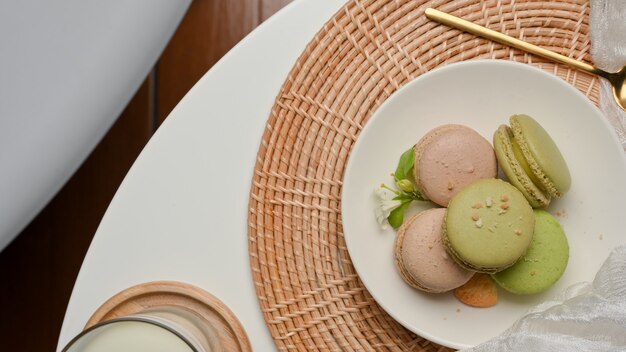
[{"x1": 341, "y1": 59, "x2": 625, "y2": 349}]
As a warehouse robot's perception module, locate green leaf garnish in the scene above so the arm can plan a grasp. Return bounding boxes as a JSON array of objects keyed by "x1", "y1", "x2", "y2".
[
  {"x1": 394, "y1": 147, "x2": 415, "y2": 182},
  {"x1": 388, "y1": 200, "x2": 411, "y2": 229}
]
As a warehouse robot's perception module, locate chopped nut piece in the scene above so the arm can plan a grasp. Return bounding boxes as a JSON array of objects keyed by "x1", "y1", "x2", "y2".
[
  {"x1": 485, "y1": 197, "x2": 493, "y2": 207},
  {"x1": 500, "y1": 203, "x2": 509, "y2": 210},
  {"x1": 514, "y1": 229, "x2": 522, "y2": 236},
  {"x1": 475, "y1": 219, "x2": 483, "y2": 228},
  {"x1": 447, "y1": 180, "x2": 454, "y2": 190},
  {"x1": 467, "y1": 166, "x2": 475, "y2": 173},
  {"x1": 500, "y1": 194, "x2": 509, "y2": 202},
  {"x1": 497, "y1": 209, "x2": 507, "y2": 215},
  {"x1": 471, "y1": 213, "x2": 480, "y2": 221},
  {"x1": 472, "y1": 202, "x2": 483, "y2": 209}
]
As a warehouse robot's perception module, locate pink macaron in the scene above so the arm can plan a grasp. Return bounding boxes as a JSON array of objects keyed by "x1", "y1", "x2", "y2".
[
  {"x1": 414, "y1": 124, "x2": 497, "y2": 206},
  {"x1": 394, "y1": 208, "x2": 474, "y2": 293}
]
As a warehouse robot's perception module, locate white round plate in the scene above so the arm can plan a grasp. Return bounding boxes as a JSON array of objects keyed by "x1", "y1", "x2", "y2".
[{"x1": 341, "y1": 60, "x2": 626, "y2": 349}]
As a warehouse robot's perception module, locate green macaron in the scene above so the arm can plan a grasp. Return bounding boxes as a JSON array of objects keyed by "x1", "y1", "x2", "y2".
[
  {"x1": 492, "y1": 210, "x2": 569, "y2": 295},
  {"x1": 494, "y1": 125, "x2": 550, "y2": 208},
  {"x1": 443, "y1": 178, "x2": 535, "y2": 274},
  {"x1": 493, "y1": 114, "x2": 571, "y2": 208}
]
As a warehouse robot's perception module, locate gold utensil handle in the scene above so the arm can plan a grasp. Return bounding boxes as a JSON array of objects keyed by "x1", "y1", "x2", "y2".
[{"x1": 424, "y1": 8, "x2": 601, "y2": 75}]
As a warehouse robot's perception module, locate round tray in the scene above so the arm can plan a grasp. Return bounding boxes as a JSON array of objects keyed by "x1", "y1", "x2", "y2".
[
  {"x1": 85, "y1": 281, "x2": 251, "y2": 352},
  {"x1": 248, "y1": 1, "x2": 598, "y2": 350}
]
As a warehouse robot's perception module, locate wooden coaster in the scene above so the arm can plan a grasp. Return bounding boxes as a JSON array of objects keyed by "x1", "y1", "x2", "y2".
[{"x1": 86, "y1": 281, "x2": 251, "y2": 352}]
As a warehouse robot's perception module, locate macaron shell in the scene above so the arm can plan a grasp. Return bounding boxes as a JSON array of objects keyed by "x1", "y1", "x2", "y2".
[
  {"x1": 413, "y1": 124, "x2": 463, "y2": 199},
  {"x1": 493, "y1": 125, "x2": 551, "y2": 208},
  {"x1": 444, "y1": 179, "x2": 535, "y2": 273},
  {"x1": 414, "y1": 124, "x2": 497, "y2": 206},
  {"x1": 510, "y1": 114, "x2": 571, "y2": 198},
  {"x1": 492, "y1": 210, "x2": 569, "y2": 294},
  {"x1": 394, "y1": 223, "x2": 429, "y2": 291},
  {"x1": 394, "y1": 208, "x2": 474, "y2": 293}
]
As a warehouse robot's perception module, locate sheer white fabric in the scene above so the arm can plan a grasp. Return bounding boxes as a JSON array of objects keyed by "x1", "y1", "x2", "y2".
[
  {"x1": 590, "y1": 0, "x2": 626, "y2": 150},
  {"x1": 465, "y1": 245, "x2": 626, "y2": 351}
]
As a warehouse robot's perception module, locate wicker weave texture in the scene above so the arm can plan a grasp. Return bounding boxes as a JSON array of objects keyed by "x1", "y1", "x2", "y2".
[{"x1": 248, "y1": 1, "x2": 598, "y2": 351}]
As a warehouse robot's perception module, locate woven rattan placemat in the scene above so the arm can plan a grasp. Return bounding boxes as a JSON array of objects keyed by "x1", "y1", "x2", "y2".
[{"x1": 248, "y1": 1, "x2": 598, "y2": 350}]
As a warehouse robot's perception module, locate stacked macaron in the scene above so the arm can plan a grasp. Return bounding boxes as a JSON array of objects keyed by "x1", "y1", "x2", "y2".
[
  {"x1": 391, "y1": 115, "x2": 571, "y2": 305},
  {"x1": 413, "y1": 124, "x2": 497, "y2": 206},
  {"x1": 443, "y1": 178, "x2": 535, "y2": 274},
  {"x1": 492, "y1": 209, "x2": 569, "y2": 295},
  {"x1": 394, "y1": 208, "x2": 474, "y2": 293},
  {"x1": 493, "y1": 114, "x2": 571, "y2": 208}
]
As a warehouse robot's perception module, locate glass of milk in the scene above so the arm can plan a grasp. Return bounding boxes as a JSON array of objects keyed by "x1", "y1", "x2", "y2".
[{"x1": 62, "y1": 305, "x2": 222, "y2": 352}]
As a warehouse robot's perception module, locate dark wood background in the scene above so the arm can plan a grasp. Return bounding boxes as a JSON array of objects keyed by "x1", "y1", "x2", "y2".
[{"x1": 0, "y1": 1, "x2": 290, "y2": 350}]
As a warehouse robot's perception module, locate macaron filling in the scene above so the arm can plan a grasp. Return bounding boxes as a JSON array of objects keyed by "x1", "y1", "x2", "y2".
[
  {"x1": 493, "y1": 125, "x2": 551, "y2": 208},
  {"x1": 510, "y1": 137, "x2": 545, "y2": 192}
]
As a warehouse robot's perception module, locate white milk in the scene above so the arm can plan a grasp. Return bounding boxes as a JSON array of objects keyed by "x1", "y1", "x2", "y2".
[{"x1": 66, "y1": 320, "x2": 194, "y2": 352}]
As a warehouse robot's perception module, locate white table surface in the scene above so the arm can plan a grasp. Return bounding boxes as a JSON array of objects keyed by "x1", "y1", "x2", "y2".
[
  {"x1": 57, "y1": 1, "x2": 347, "y2": 350},
  {"x1": 0, "y1": 0, "x2": 190, "y2": 251}
]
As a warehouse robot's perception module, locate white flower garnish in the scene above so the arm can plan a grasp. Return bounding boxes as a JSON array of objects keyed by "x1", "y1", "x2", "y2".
[{"x1": 374, "y1": 186, "x2": 402, "y2": 229}]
